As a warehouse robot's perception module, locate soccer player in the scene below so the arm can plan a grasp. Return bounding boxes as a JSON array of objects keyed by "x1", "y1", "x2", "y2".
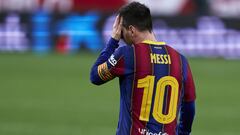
[{"x1": 90, "y1": 2, "x2": 196, "y2": 135}]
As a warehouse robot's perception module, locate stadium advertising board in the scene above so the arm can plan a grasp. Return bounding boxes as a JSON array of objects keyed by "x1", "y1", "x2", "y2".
[{"x1": 0, "y1": 12, "x2": 240, "y2": 58}]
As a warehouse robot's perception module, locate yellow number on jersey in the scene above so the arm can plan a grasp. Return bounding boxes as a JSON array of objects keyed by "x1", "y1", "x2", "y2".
[{"x1": 137, "y1": 75, "x2": 179, "y2": 124}]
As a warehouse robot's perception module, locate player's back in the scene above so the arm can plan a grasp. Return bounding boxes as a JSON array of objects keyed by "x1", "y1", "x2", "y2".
[{"x1": 130, "y1": 40, "x2": 190, "y2": 135}]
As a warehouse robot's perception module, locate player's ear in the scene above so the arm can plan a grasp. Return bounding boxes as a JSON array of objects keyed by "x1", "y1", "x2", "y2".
[{"x1": 129, "y1": 25, "x2": 135, "y2": 36}]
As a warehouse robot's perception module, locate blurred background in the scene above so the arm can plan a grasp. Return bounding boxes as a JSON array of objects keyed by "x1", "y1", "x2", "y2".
[{"x1": 0, "y1": 0, "x2": 240, "y2": 135}]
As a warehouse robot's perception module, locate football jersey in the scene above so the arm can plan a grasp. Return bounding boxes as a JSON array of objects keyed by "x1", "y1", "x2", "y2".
[{"x1": 95, "y1": 39, "x2": 196, "y2": 135}]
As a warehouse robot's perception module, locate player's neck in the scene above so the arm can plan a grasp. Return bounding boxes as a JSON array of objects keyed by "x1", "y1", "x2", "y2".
[{"x1": 134, "y1": 31, "x2": 157, "y2": 44}]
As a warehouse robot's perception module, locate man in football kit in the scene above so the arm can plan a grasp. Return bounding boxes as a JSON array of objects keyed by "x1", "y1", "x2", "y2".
[{"x1": 90, "y1": 2, "x2": 196, "y2": 135}]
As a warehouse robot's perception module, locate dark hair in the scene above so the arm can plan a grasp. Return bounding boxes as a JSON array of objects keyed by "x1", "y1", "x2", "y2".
[{"x1": 118, "y1": 2, "x2": 152, "y2": 32}]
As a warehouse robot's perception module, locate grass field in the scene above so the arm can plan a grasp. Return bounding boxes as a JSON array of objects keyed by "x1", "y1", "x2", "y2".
[{"x1": 0, "y1": 53, "x2": 240, "y2": 135}]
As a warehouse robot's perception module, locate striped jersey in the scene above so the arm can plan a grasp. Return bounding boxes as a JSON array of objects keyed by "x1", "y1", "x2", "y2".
[{"x1": 91, "y1": 39, "x2": 196, "y2": 135}]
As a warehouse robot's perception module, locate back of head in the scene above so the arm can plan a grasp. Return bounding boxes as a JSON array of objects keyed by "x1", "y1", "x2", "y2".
[{"x1": 118, "y1": 2, "x2": 153, "y2": 32}]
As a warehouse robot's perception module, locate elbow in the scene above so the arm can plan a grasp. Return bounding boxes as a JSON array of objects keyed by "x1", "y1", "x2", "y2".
[
  {"x1": 90, "y1": 66, "x2": 105, "y2": 85},
  {"x1": 90, "y1": 76, "x2": 101, "y2": 85},
  {"x1": 90, "y1": 72, "x2": 102, "y2": 86}
]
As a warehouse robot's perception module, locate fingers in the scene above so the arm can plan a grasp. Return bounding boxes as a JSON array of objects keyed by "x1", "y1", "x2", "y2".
[
  {"x1": 117, "y1": 15, "x2": 123, "y2": 27},
  {"x1": 119, "y1": 16, "x2": 123, "y2": 26},
  {"x1": 113, "y1": 15, "x2": 120, "y2": 27},
  {"x1": 111, "y1": 15, "x2": 123, "y2": 40},
  {"x1": 116, "y1": 16, "x2": 123, "y2": 29},
  {"x1": 115, "y1": 15, "x2": 123, "y2": 27},
  {"x1": 116, "y1": 15, "x2": 120, "y2": 24}
]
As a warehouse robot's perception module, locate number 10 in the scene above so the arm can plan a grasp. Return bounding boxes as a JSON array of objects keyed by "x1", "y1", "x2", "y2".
[{"x1": 137, "y1": 75, "x2": 179, "y2": 124}]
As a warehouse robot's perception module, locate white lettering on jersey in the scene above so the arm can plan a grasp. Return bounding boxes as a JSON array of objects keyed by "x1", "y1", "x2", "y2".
[{"x1": 108, "y1": 54, "x2": 117, "y2": 66}]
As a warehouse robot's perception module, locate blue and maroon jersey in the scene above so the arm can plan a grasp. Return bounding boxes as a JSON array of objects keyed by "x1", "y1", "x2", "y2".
[{"x1": 90, "y1": 38, "x2": 196, "y2": 135}]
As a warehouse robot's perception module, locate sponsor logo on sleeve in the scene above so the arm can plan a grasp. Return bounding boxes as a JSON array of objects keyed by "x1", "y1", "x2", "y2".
[{"x1": 108, "y1": 54, "x2": 117, "y2": 66}]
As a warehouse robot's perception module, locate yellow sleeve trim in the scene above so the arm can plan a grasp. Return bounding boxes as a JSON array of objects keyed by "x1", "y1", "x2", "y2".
[
  {"x1": 97, "y1": 62, "x2": 114, "y2": 81},
  {"x1": 142, "y1": 40, "x2": 166, "y2": 45}
]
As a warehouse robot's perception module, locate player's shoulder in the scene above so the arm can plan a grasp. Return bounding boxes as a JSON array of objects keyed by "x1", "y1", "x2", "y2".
[
  {"x1": 116, "y1": 45, "x2": 134, "y2": 55},
  {"x1": 165, "y1": 44, "x2": 189, "y2": 63},
  {"x1": 165, "y1": 44, "x2": 179, "y2": 53},
  {"x1": 119, "y1": 44, "x2": 133, "y2": 50}
]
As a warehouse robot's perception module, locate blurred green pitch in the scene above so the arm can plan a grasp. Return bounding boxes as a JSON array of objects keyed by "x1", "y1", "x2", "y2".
[{"x1": 0, "y1": 53, "x2": 239, "y2": 135}]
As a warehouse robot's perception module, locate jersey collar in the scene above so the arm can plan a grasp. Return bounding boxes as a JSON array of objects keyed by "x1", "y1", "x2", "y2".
[{"x1": 142, "y1": 40, "x2": 166, "y2": 45}]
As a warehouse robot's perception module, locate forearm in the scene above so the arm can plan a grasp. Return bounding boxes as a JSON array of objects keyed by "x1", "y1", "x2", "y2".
[
  {"x1": 178, "y1": 101, "x2": 195, "y2": 135},
  {"x1": 93, "y1": 38, "x2": 119, "y2": 65},
  {"x1": 90, "y1": 38, "x2": 119, "y2": 85}
]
